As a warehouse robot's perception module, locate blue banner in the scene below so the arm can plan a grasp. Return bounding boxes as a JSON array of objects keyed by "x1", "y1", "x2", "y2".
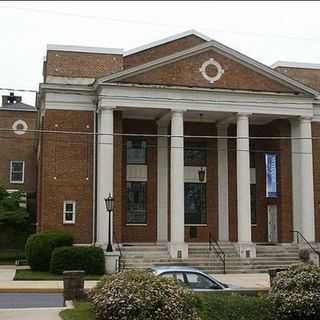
[{"x1": 265, "y1": 153, "x2": 277, "y2": 198}]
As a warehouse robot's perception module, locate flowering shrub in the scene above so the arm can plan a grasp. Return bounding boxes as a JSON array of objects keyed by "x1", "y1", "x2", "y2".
[
  {"x1": 270, "y1": 264, "x2": 320, "y2": 320},
  {"x1": 90, "y1": 270, "x2": 201, "y2": 320}
]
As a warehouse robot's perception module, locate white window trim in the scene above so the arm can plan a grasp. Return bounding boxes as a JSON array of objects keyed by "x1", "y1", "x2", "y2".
[
  {"x1": 63, "y1": 200, "x2": 76, "y2": 224},
  {"x1": 10, "y1": 160, "x2": 25, "y2": 184}
]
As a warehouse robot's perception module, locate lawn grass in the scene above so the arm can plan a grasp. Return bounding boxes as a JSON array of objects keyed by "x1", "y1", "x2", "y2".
[
  {"x1": 60, "y1": 301, "x2": 95, "y2": 320},
  {"x1": 59, "y1": 293, "x2": 273, "y2": 320},
  {"x1": 14, "y1": 269, "x2": 102, "y2": 281}
]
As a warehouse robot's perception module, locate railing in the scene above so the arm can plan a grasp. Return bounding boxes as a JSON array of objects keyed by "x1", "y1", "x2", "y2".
[
  {"x1": 290, "y1": 230, "x2": 320, "y2": 259},
  {"x1": 208, "y1": 232, "x2": 226, "y2": 274},
  {"x1": 113, "y1": 232, "x2": 123, "y2": 272}
]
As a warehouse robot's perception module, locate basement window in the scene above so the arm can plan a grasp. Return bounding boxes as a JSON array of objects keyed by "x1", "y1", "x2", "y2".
[
  {"x1": 10, "y1": 160, "x2": 25, "y2": 184},
  {"x1": 63, "y1": 201, "x2": 76, "y2": 224}
]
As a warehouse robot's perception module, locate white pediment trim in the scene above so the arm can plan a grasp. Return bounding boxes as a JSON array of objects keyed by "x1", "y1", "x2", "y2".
[
  {"x1": 124, "y1": 29, "x2": 210, "y2": 57},
  {"x1": 95, "y1": 40, "x2": 319, "y2": 97}
]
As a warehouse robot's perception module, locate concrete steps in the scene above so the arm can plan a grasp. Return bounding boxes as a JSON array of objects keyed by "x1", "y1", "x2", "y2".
[{"x1": 119, "y1": 243, "x2": 302, "y2": 274}]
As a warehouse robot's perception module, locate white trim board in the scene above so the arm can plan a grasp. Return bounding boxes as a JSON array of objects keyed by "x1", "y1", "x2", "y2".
[
  {"x1": 271, "y1": 61, "x2": 320, "y2": 70},
  {"x1": 124, "y1": 29, "x2": 211, "y2": 56},
  {"x1": 47, "y1": 44, "x2": 123, "y2": 55}
]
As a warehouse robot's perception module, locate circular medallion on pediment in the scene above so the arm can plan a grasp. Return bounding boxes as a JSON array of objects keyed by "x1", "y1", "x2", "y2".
[
  {"x1": 12, "y1": 120, "x2": 28, "y2": 135},
  {"x1": 199, "y1": 58, "x2": 224, "y2": 83}
]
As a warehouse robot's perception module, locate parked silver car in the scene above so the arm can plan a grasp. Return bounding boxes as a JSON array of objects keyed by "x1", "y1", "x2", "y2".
[{"x1": 151, "y1": 266, "x2": 239, "y2": 292}]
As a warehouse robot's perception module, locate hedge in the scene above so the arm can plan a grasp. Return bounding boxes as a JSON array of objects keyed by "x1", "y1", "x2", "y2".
[
  {"x1": 50, "y1": 246, "x2": 105, "y2": 275},
  {"x1": 90, "y1": 270, "x2": 200, "y2": 320},
  {"x1": 197, "y1": 293, "x2": 274, "y2": 320},
  {"x1": 25, "y1": 231, "x2": 73, "y2": 271}
]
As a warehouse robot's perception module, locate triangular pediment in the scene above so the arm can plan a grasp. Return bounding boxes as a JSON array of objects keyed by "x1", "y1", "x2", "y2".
[{"x1": 97, "y1": 40, "x2": 318, "y2": 96}]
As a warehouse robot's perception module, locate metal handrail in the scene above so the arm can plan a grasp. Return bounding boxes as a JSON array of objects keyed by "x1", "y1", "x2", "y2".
[
  {"x1": 290, "y1": 230, "x2": 320, "y2": 258},
  {"x1": 208, "y1": 232, "x2": 226, "y2": 274},
  {"x1": 113, "y1": 232, "x2": 123, "y2": 272}
]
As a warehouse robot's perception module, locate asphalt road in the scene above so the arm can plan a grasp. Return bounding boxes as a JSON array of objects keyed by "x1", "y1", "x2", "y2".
[{"x1": 0, "y1": 293, "x2": 64, "y2": 309}]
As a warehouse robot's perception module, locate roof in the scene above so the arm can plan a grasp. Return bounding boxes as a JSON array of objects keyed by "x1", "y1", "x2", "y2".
[
  {"x1": 0, "y1": 102, "x2": 36, "y2": 112},
  {"x1": 96, "y1": 38, "x2": 319, "y2": 96},
  {"x1": 124, "y1": 29, "x2": 211, "y2": 56},
  {"x1": 47, "y1": 44, "x2": 123, "y2": 55},
  {"x1": 271, "y1": 61, "x2": 320, "y2": 70}
]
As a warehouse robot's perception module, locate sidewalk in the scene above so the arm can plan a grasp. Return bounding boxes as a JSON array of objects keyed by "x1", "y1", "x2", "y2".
[
  {"x1": 0, "y1": 273, "x2": 270, "y2": 292},
  {"x1": 0, "y1": 308, "x2": 63, "y2": 320}
]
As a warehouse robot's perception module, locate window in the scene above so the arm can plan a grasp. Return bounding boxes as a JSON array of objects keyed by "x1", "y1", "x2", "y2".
[
  {"x1": 185, "y1": 272, "x2": 222, "y2": 290},
  {"x1": 184, "y1": 183, "x2": 207, "y2": 224},
  {"x1": 127, "y1": 140, "x2": 147, "y2": 164},
  {"x1": 126, "y1": 182, "x2": 147, "y2": 224},
  {"x1": 160, "y1": 272, "x2": 185, "y2": 285},
  {"x1": 63, "y1": 201, "x2": 76, "y2": 224},
  {"x1": 10, "y1": 161, "x2": 24, "y2": 184},
  {"x1": 184, "y1": 143, "x2": 207, "y2": 166}
]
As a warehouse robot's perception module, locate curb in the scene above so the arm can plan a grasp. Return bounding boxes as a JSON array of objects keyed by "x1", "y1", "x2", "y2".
[{"x1": 0, "y1": 288, "x2": 63, "y2": 293}]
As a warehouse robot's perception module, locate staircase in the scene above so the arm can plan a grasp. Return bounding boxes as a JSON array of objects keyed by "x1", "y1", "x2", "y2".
[{"x1": 120, "y1": 242, "x2": 302, "y2": 274}]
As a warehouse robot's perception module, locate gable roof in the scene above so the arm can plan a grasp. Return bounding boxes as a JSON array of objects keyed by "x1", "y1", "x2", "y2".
[
  {"x1": 124, "y1": 29, "x2": 211, "y2": 56},
  {"x1": 96, "y1": 37, "x2": 319, "y2": 96}
]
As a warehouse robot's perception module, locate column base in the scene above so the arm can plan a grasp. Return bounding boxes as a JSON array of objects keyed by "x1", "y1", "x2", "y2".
[
  {"x1": 169, "y1": 242, "x2": 188, "y2": 259},
  {"x1": 104, "y1": 251, "x2": 120, "y2": 274},
  {"x1": 236, "y1": 242, "x2": 256, "y2": 258}
]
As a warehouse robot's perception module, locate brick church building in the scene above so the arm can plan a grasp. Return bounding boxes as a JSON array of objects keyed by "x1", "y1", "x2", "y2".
[{"x1": 37, "y1": 30, "x2": 320, "y2": 259}]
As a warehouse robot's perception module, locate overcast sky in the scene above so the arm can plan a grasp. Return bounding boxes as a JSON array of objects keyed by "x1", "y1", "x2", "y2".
[{"x1": 0, "y1": 1, "x2": 319, "y2": 105}]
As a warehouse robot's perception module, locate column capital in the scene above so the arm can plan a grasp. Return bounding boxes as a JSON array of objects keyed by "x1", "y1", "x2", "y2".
[
  {"x1": 171, "y1": 108, "x2": 186, "y2": 115},
  {"x1": 299, "y1": 116, "x2": 313, "y2": 123},
  {"x1": 237, "y1": 112, "x2": 251, "y2": 119}
]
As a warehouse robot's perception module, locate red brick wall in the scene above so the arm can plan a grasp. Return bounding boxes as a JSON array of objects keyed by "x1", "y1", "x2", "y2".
[
  {"x1": 124, "y1": 35, "x2": 206, "y2": 69},
  {"x1": 276, "y1": 66, "x2": 320, "y2": 91},
  {"x1": 121, "y1": 119, "x2": 158, "y2": 243},
  {"x1": 184, "y1": 122, "x2": 218, "y2": 242},
  {"x1": 0, "y1": 110, "x2": 37, "y2": 193},
  {"x1": 45, "y1": 51, "x2": 123, "y2": 79},
  {"x1": 38, "y1": 110, "x2": 94, "y2": 243},
  {"x1": 122, "y1": 50, "x2": 296, "y2": 93},
  {"x1": 228, "y1": 121, "x2": 293, "y2": 243}
]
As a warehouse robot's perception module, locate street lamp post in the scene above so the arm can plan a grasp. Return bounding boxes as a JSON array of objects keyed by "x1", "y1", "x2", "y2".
[{"x1": 104, "y1": 193, "x2": 114, "y2": 252}]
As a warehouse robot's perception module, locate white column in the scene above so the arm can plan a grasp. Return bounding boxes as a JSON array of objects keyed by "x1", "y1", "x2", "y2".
[
  {"x1": 236, "y1": 113, "x2": 255, "y2": 257},
  {"x1": 157, "y1": 122, "x2": 169, "y2": 243},
  {"x1": 217, "y1": 124, "x2": 229, "y2": 241},
  {"x1": 96, "y1": 108, "x2": 114, "y2": 246},
  {"x1": 292, "y1": 117, "x2": 315, "y2": 242},
  {"x1": 169, "y1": 110, "x2": 188, "y2": 258}
]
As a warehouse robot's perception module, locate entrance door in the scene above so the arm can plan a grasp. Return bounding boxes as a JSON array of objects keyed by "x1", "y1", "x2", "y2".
[{"x1": 268, "y1": 205, "x2": 278, "y2": 243}]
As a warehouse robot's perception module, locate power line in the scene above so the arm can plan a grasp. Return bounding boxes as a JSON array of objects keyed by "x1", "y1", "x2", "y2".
[
  {"x1": 1, "y1": 4, "x2": 319, "y2": 43},
  {"x1": 0, "y1": 126, "x2": 317, "y2": 140},
  {"x1": 1, "y1": 86, "x2": 317, "y2": 107},
  {"x1": 0, "y1": 133, "x2": 313, "y2": 155}
]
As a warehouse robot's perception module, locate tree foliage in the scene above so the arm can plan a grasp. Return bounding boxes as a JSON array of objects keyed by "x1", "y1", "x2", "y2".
[{"x1": 0, "y1": 185, "x2": 29, "y2": 225}]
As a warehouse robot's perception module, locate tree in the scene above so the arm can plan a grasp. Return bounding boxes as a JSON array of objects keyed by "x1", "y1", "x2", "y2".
[{"x1": 0, "y1": 185, "x2": 29, "y2": 225}]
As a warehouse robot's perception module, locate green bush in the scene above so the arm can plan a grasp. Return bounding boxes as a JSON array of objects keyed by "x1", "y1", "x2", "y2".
[
  {"x1": 270, "y1": 264, "x2": 320, "y2": 320},
  {"x1": 90, "y1": 270, "x2": 200, "y2": 320},
  {"x1": 197, "y1": 293, "x2": 273, "y2": 320},
  {"x1": 25, "y1": 231, "x2": 73, "y2": 271},
  {"x1": 50, "y1": 246, "x2": 105, "y2": 275}
]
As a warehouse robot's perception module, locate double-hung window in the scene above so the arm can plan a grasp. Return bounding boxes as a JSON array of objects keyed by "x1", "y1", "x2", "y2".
[
  {"x1": 63, "y1": 201, "x2": 76, "y2": 224},
  {"x1": 10, "y1": 161, "x2": 25, "y2": 184}
]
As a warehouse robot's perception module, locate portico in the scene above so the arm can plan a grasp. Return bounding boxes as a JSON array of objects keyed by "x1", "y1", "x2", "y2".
[{"x1": 95, "y1": 82, "x2": 316, "y2": 258}]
